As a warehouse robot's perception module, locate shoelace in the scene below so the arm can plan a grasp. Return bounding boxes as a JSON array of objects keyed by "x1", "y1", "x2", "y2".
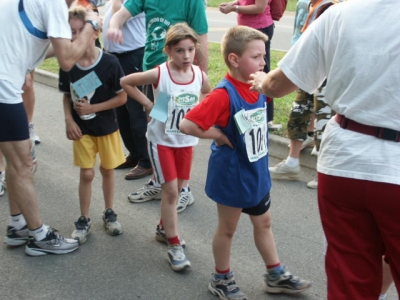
[{"x1": 46, "y1": 229, "x2": 65, "y2": 244}]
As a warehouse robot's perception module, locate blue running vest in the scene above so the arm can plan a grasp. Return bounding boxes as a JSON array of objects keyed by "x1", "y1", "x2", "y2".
[{"x1": 205, "y1": 79, "x2": 272, "y2": 208}]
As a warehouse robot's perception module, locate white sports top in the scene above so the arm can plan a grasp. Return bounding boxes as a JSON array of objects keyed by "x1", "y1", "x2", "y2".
[{"x1": 147, "y1": 62, "x2": 203, "y2": 147}]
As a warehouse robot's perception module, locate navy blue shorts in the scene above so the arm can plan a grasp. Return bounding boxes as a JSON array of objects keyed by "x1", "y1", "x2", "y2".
[
  {"x1": 0, "y1": 102, "x2": 29, "y2": 142},
  {"x1": 242, "y1": 193, "x2": 271, "y2": 216}
]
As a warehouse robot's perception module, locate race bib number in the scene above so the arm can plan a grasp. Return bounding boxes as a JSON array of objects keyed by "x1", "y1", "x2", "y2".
[
  {"x1": 243, "y1": 107, "x2": 268, "y2": 162},
  {"x1": 165, "y1": 92, "x2": 199, "y2": 135}
]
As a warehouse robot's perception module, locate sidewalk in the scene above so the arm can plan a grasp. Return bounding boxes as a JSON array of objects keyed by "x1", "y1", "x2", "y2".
[{"x1": 34, "y1": 68, "x2": 318, "y2": 170}]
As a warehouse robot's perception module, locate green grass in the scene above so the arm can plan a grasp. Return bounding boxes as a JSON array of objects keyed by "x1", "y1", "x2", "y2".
[
  {"x1": 39, "y1": 43, "x2": 294, "y2": 136},
  {"x1": 39, "y1": 57, "x2": 59, "y2": 74},
  {"x1": 207, "y1": 0, "x2": 297, "y2": 12}
]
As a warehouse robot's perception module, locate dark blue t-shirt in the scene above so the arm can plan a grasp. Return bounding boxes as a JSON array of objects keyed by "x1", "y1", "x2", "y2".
[{"x1": 59, "y1": 49, "x2": 124, "y2": 137}]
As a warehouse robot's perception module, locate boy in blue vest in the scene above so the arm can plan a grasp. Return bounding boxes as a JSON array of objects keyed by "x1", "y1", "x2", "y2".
[{"x1": 179, "y1": 26, "x2": 311, "y2": 299}]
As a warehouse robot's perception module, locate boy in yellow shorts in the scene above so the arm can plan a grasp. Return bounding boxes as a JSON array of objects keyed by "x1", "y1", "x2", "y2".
[{"x1": 59, "y1": 7, "x2": 126, "y2": 244}]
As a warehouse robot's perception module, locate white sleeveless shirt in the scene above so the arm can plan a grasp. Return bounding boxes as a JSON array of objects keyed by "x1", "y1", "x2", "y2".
[{"x1": 147, "y1": 62, "x2": 203, "y2": 147}]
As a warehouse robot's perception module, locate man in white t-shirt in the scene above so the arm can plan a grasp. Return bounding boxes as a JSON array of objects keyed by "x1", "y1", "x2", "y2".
[
  {"x1": 250, "y1": 0, "x2": 400, "y2": 299},
  {"x1": 0, "y1": 0, "x2": 102, "y2": 256}
]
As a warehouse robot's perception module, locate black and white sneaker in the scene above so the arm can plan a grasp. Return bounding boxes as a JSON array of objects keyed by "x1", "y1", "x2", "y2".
[
  {"x1": 71, "y1": 216, "x2": 91, "y2": 244},
  {"x1": 4, "y1": 225, "x2": 29, "y2": 246},
  {"x1": 264, "y1": 266, "x2": 311, "y2": 294},
  {"x1": 167, "y1": 244, "x2": 191, "y2": 272},
  {"x1": 208, "y1": 271, "x2": 248, "y2": 300},
  {"x1": 176, "y1": 188, "x2": 194, "y2": 213},
  {"x1": 102, "y1": 208, "x2": 122, "y2": 236},
  {"x1": 25, "y1": 229, "x2": 79, "y2": 256}
]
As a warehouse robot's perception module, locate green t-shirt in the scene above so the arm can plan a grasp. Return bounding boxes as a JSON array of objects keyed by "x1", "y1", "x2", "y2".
[{"x1": 124, "y1": 0, "x2": 208, "y2": 70}]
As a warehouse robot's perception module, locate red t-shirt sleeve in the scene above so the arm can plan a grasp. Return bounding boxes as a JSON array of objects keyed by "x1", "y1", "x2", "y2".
[
  {"x1": 185, "y1": 88, "x2": 231, "y2": 130},
  {"x1": 185, "y1": 73, "x2": 262, "y2": 130}
]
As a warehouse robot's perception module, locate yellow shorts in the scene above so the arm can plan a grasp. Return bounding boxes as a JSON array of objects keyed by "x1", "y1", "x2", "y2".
[{"x1": 73, "y1": 130, "x2": 125, "y2": 169}]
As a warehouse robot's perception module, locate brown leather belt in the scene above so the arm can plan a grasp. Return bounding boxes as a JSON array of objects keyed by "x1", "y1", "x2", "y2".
[{"x1": 335, "y1": 114, "x2": 400, "y2": 142}]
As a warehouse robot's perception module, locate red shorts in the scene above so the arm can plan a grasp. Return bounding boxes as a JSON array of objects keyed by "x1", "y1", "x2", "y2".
[{"x1": 148, "y1": 142, "x2": 193, "y2": 184}]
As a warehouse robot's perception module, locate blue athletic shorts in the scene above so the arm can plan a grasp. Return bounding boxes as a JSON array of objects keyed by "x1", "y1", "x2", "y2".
[{"x1": 0, "y1": 102, "x2": 29, "y2": 142}]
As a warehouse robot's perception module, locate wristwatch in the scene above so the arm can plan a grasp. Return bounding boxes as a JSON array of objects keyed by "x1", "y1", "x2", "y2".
[{"x1": 85, "y1": 20, "x2": 99, "y2": 31}]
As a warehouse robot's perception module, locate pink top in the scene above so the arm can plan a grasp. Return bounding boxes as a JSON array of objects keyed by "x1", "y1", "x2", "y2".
[{"x1": 237, "y1": 0, "x2": 273, "y2": 29}]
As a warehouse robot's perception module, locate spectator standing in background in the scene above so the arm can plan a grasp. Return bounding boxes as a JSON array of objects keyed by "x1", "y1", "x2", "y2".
[{"x1": 102, "y1": 1, "x2": 152, "y2": 180}]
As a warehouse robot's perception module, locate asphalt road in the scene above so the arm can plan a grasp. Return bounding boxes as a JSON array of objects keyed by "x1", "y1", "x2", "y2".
[
  {"x1": 0, "y1": 6, "x2": 397, "y2": 300},
  {"x1": 0, "y1": 82, "x2": 327, "y2": 300},
  {"x1": 206, "y1": 7, "x2": 294, "y2": 51}
]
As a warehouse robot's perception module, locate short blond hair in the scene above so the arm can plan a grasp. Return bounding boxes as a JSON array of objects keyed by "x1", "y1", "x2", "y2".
[
  {"x1": 221, "y1": 26, "x2": 268, "y2": 68},
  {"x1": 69, "y1": 6, "x2": 86, "y2": 22}
]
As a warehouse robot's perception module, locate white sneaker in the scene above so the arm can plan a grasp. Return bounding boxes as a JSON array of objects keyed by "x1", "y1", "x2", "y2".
[
  {"x1": 29, "y1": 123, "x2": 41, "y2": 145},
  {"x1": 71, "y1": 216, "x2": 91, "y2": 244},
  {"x1": 167, "y1": 244, "x2": 191, "y2": 272},
  {"x1": 176, "y1": 188, "x2": 194, "y2": 213},
  {"x1": 102, "y1": 208, "x2": 122, "y2": 236},
  {"x1": 127, "y1": 179, "x2": 162, "y2": 203},
  {"x1": 269, "y1": 160, "x2": 301, "y2": 180},
  {"x1": 307, "y1": 179, "x2": 318, "y2": 189},
  {"x1": 288, "y1": 136, "x2": 314, "y2": 151}
]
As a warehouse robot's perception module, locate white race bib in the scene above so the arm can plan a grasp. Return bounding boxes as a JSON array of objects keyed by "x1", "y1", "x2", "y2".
[
  {"x1": 243, "y1": 107, "x2": 268, "y2": 162},
  {"x1": 165, "y1": 91, "x2": 199, "y2": 135}
]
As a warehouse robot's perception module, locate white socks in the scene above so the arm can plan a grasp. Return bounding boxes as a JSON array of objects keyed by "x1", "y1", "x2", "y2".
[
  {"x1": 10, "y1": 213, "x2": 27, "y2": 230},
  {"x1": 29, "y1": 224, "x2": 49, "y2": 241},
  {"x1": 285, "y1": 156, "x2": 299, "y2": 168}
]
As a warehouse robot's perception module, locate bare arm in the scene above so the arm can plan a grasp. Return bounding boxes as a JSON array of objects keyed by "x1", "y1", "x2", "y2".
[
  {"x1": 107, "y1": 6, "x2": 132, "y2": 44},
  {"x1": 62, "y1": 94, "x2": 82, "y2": 140},
  {"x1": 120, "y1": 68, "x2": 159, "y2": 112},
  {"x1": 180, "y1": 119, "x2": 234, "y2": 148},
  {"x1": 200, "y1": 72, "x2": 212, "y2": 101},
  {"x1": 112, "y1": 0, "x2": 124, "y2": 14},
  {"x1": 220, "y1": 0, "x2": 267, "y2": 15},
  {"x1": 51, "y1": 11, "x2": 103, "y2": 71},
  {"x1": 45, "y1": 44, "x2": 55, "y2": 59},
  {"x1": 196, "y1": 34, "x2": 209, "y2": 74},
  {"x1": 73, "y1": 91, "x2": 127, "y2": 116},
  {"x1": 249, "y1": 69, "x2": 297, "y2": 98}
]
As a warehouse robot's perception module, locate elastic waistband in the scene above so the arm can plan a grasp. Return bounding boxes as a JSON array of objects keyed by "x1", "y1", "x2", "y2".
[{"x1": 335, "y1": 114, "x2": 400, "y2": 142}]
